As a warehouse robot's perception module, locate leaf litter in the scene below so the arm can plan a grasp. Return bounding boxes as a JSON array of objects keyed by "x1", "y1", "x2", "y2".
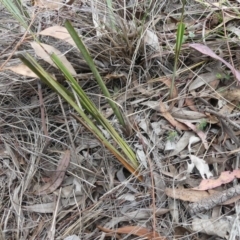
[{"x1": 1, "y1": 0, "x2": 240, "y2": 239}]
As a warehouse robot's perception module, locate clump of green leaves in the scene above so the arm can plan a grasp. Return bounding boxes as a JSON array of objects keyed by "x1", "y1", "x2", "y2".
[
  {"x1": 167, "y1": 130, "x2": 178, "y2": 142},
  {"x1": 216, "y1": 72, "x2": 231, "y2": 81},
  {"x1": 196, "y1": 119, "x2": 207, "y2": 131}
]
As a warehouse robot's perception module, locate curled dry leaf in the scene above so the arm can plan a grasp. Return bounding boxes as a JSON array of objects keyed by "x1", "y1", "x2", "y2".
[
  {"x1": 188, "y1": 136, "x2": 201, "y2": 152},
  {"x1": 98, "y1": 225, "x2": 166, "y2": 240},
  {"x1": 188, "y1": 155, "x2": 213, "y2": 179},
  {"x1": 194, "y1": 169, "x2": 240, "y2": 190},
  {"x1": 189, "y1": 43, "x2": 240, "y2": 83},
  {"x1": 35, "y1": 150, "x2": 71, "y2": 195},
  {"x1": 116, "y1": 167, "x2": 139, "y2": 193},
  {"x1": 178, "y1": 119, "x2": 208, "y2": 149},
  {"x1": 144, "y1": 30, "x2": 160, "y2": 52},
  {"x1": 31, "y1": 42, "x2": 76, "y2": 75},
  {"x1": 165, "y1": 140, "x2": 176, "y2": 151},
  {"x1": 169, "y1": 131, "x2": 195, "y2": 156},
  {"x1": 136, "y1": 149, "x2": 148, "y2": 168}
]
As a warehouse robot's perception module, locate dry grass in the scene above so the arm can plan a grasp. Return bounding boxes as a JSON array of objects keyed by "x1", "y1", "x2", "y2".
[{"x1": 1, "y1": 0, "x2": 240, "y2": 239}]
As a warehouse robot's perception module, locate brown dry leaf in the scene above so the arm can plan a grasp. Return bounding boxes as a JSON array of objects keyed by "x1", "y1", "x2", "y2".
[
  {"x1": 219, "y1": 103, "x2": 235, "y2": 115},
  {"x1": 154, "y1": 77, "x2": 178, "y2": 99},
  {"x1": 174, "y1": 226, "x2": 192, "y2": 239},
  {"x1": 39, "y1": 26, "x2": 76, "y2": 47},
  {"x1": 159, "y1": 101, "x2": 188, "y2": 131},
  {"x1": 220, "y1": 89, "x2": 240, "y2": 102},
  {"x1": 5, "y1": 64, "x2": 38, "y2": 78},
  {"x1": 194, "y1": 169, "x2": 240, "y2": 190},
  {"x1": 177, "y1": 119, "x2": 208, "y2": 149},
  {"x1": 35, "y1": 150, "x2": 71, "y2": 195},
  {"x1": 172, "y1": 108, "x2": 206, "y2": 121},
  {"x1": 209, "y1": 79, "x2": 220, "y2": 89},
  {"x1": 165, "y1": 187, "x2": 210, "y2": 202},
  {"x1": 205, "y1": 112, "x2": 219, "y2": 124},
  {"x1": 185, "y1": 97, "x2": 198, "y2": 112},
  {"x1": 133, "y1": 80, "x2": 151, "y2": 96},
  {"x1": 98, "y1": 225, "x2": 166, "y2": 240},
  {"x1": 189, "y1": 43, "x2": 240, "y2": 82},
  {"x1": 34, "y1": 0, "x2": 74, "y2": 9},
  {"x1": 31, "y1": 42, "x2": 76, "y2": 75}
]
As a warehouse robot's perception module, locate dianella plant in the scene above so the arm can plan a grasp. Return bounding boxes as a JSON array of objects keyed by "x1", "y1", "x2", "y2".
[{"x1": 1, "y1": 0, "x2": 141, "y2": 180}]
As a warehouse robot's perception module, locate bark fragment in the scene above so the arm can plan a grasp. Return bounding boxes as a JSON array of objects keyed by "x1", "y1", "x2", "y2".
[{"x1": 189, "y1": 185, "x2": 240, "y2": 214}]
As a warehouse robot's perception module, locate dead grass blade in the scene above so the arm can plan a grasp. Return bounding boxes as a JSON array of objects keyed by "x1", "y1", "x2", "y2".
[{"x1": 35, "y1": 150, "x2": 70, "y2": 195}]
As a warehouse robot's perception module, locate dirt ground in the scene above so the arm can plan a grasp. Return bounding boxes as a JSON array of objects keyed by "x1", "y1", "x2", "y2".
[{"x1": 1, "y1": 0, "x2": 240, "y2": 239}]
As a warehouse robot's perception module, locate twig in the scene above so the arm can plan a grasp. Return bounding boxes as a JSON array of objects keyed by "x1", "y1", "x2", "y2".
[
  {"x1": 204, "y1": 108, "x2": 240, "y2": 131},
  {"x1": 198, "y1": 97, "x2": 240, "y2": 146},
  {"x1": 189, "y1": 184, "x2": 240, "y2": 214},
  {"x1": 228, "y1": 112, "x2": 240, "y2": 118},
  {"x1": 147, "y1": 156, "x2": 156, "y2": 238}
]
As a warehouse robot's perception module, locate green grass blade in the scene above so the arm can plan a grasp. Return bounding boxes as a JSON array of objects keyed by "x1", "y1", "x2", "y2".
[
  {"x1": 175, "y1": 22, "x2": 185, "y2": 58},
  {"x1": 19, "y1": 54, "x2": 73, "y2": 97},
  {"x1": 50, "y1": 53, "x2": 139, "y2": 169},
  {"x1": 106, "y1": 0, "x2": 116, "y2": 31},
  {"x1": 64, "y1": 20, "x2": 126, "y2": 127},
  {"x1": 19, "y1": 53, "x2": 140, "y2": 176},
  {"x1": 170, "y1": 1, "x2": 186, "y2": 100}
]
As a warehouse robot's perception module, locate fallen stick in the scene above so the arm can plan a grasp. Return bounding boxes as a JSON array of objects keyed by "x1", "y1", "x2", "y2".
[{"x1": 189, "y1": 185, "x2": 240, "y2": 214}]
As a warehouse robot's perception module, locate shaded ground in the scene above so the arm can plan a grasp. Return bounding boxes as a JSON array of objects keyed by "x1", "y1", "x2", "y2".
[{"x1": 1, "y1": 0, "x2": 240, "y2": 239}]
